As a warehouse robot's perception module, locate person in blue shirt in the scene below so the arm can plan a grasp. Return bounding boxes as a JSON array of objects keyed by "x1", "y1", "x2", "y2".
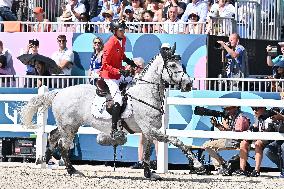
[
  {"x1": 266, "y1": 42, "x2": 284, "y2": 67},
  {"x1": 88, "y1": 37, "x2": 104, "y2": 85}
]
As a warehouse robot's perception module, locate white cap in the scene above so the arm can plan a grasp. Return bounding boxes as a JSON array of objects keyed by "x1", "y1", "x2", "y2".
[
  {"x1": 278, "y1": 42, "x2": 284, "y2": 46},
  {"x1": 161, "y1": 43, "x2": 170, "y2": 49}
]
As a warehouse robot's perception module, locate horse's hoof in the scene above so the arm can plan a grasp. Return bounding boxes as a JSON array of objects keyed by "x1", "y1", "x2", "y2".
[{"x1": 67, "y1": 166, "x2": 77, "y2": 176}]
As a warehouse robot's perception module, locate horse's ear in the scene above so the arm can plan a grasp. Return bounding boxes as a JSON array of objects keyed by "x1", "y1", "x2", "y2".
[{"x1": 171, "y1": 42, "x2": 176, "y2": 56}]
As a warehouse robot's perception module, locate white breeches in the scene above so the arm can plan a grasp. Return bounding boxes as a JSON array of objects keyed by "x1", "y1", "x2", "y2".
[{"x1": 104, "y1": 76, "x2": 133, "y2": 106}]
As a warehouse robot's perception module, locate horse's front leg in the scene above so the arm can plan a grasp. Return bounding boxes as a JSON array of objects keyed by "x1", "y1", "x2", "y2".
[
  {"x1": 150, "y1": 128, "x2": 205, "y2": 172},
  {"x1": 142, "y1": 138, "x2": 152, "y2": 178},
  {"x1": 142, "y1": 137, "x2": 162, "y2": 180}
]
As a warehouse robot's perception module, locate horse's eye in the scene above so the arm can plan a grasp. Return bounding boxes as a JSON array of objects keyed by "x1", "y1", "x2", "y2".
[{"x1": 170, "y1": 64, "x2": 177, "y2": 68}]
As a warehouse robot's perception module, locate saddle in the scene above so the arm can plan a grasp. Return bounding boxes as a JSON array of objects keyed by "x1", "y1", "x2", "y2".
[{"x1": 95, "y1": 78, "x2": 128, "y2": 116}]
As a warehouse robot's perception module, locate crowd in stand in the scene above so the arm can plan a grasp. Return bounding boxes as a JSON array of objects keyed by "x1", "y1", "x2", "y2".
[{"x1": 0, "y1": 0, "x2": 238, "y2": 34}]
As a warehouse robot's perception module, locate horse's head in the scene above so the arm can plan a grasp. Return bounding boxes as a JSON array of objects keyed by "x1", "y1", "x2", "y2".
[
  {"x1": 162, "y1": 56, "x2": 192, "y2": 92},
  {"x1": 158, "y1": 44, "x2": 192, "y2": 92}
]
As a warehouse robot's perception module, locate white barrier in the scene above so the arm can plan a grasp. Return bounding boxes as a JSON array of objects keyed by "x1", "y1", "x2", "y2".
[{"x1": 156, "y1": 96, "x2": 284, "y2": 174}]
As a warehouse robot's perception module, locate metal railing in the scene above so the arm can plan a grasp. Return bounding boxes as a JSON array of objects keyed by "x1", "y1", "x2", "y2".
[
  {"x1": 1, "y1": 75, "x2": 283, "y2": 93},
  {"x1": 0, "y1": 19, "x2": 236, "y2": 35},
  {"x1": 236, "y1": 0, "x2": 284, "y2": 40}
]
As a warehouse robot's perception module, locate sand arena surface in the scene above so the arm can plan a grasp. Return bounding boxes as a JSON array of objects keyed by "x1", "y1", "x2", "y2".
[{"x1": 0, "y1": 162, "x2": 283, "y2": 189}]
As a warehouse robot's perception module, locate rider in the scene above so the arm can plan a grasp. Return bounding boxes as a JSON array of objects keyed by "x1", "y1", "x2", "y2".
[{"x1": 99, "y1": 19, "x2": 137, "y2": 136}]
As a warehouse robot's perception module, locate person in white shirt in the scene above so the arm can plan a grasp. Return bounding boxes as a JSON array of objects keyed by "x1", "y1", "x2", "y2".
[
  {"x1": 51, "y1": 35, "x2": 74, "y2": 76},
  {"x1": 65, "y1": 0, "x2": 86, "y2": 22},
  {"x1": 0, "y1": 0, "x2": 17, "y2": 21},
  {"x1": 162, "y1": 6, "x2": 184, "y2": 34}
]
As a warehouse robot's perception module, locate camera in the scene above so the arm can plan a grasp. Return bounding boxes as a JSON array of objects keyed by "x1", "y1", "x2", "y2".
[
  {"x1": 267, "y1": 121, "x2": 284, "y2": 133},
  {"x1": 0, "y1": 55, "x2": 7, "y2": 68},
  {"x1": 267, "y1": 46, "x2": 278, "y2": 57},
  {"x1": 29, "y1": 39, "x2": 39, "y2": 46},
  {"x1": 214, "y1": 41, "x2": 231, "y2": 50},
  {"x1": 194, "y1": 106, "x2": 228, "y2": 118}
]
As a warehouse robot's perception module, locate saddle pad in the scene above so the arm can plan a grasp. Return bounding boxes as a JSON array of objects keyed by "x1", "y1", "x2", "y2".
[{"x1": 91, "y1": 95, "x2": 133, "y2": 119}]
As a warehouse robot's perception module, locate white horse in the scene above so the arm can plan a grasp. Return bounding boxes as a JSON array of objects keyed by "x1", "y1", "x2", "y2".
[{"x1": 20, "y1": 50, "x2": 204, "y2": 180}]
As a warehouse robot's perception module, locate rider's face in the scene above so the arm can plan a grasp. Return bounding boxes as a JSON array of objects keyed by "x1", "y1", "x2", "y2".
[{"x1": 116, "y1": 29, "x2": 125, "y2": 38}]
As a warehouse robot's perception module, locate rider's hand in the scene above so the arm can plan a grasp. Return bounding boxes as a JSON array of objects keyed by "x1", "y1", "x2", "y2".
[{"x1": 119, "y1": 69, "x2": 131, "y2": 77}]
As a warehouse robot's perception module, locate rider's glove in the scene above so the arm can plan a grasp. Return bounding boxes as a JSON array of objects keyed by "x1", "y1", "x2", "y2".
[{"x1": 119, "y1": 69, "x2": 131, "y2": 77}]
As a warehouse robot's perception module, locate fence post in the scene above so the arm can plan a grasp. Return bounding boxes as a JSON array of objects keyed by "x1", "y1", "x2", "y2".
[
  {"x1": 35, "y1": 85, "x2": 48, "y2": 168},
  {"x1": 157, "y1": 89, "x2": 169, "y2": 173}
]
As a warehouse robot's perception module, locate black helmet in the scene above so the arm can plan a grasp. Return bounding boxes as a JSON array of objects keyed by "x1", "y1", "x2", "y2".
[{"x1": 109, "y1": 19, "x2": 127, "y2": 32}]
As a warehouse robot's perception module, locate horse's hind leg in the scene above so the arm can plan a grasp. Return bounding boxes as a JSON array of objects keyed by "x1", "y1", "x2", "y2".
[
  {"x1": 45, "y1": 127, "x2": 61, "y2": 164},
  {"x1": 57, "y1": 126, "x2": 78, "y2": 175}
]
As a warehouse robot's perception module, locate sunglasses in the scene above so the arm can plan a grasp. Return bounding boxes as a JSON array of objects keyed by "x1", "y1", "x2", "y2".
[
  {"x1": 94, "y1": 41, "x2": 101, "y2": 44},
  {"x1": 104, "y1": 14, "x2": 112, "y2": 18},
  {"x1": 125, "y1": 10, "x2": 132, "y2": 14},
  {"x1": 58, "y1": 40, "x2": 66, "y2": 43}
]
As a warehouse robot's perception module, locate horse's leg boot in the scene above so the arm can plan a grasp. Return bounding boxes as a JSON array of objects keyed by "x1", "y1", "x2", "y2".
[{"x1": 111, "y1": 102, "x2": 121, "y2": 137}]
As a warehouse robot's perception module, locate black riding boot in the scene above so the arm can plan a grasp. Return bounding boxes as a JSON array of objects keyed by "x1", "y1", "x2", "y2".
[{"x1": 111, "y1": 102, "x2": 121, "y2": 136}]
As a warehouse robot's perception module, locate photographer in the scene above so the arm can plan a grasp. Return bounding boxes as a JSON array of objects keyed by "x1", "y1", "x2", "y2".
[
  {"x1": 266, "y1": 42, "x2": 284, "y2": 67},
  {"x1": 216, "y1": 33, "x2": 248, "y2": 90},
  {"x1": 264, "y1": 92, "x2": 284, "y2": 178},
  {"x1": 202, "y1": 106, "x2": 249, "y2": 174},
  {"x1": 238, "y1": 107, "x2": 272, "y2": 177}
]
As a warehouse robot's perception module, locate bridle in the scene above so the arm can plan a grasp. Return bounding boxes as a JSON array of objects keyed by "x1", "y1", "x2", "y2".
[{"x1": 126, "y1": 55, "x2": 186, "y2": 114}]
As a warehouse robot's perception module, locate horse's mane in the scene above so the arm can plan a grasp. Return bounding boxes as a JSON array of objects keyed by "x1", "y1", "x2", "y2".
[{"x1": 137, "y1": 54, "x2": 163, "y2": 79}]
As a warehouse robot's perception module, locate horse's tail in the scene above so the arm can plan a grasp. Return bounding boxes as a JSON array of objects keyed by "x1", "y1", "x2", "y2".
[{"x1": 20, "y1": 90, "x2": 59, "y2": 129}]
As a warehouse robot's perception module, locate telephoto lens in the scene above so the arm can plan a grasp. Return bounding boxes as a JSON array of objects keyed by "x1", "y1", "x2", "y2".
[{"x1": 214, "y1": 42, "x2": 222, "y2": 49}]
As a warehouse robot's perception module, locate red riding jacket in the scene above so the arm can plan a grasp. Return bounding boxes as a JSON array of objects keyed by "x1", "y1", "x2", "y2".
[{"x1": 99, "y1": 35, "x2": 126, "y2": 80}]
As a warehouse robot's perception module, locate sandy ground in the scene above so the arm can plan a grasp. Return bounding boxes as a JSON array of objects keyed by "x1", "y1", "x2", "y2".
[{"x1": 0, "y1": 162, "x2": 283, "y2": 189}]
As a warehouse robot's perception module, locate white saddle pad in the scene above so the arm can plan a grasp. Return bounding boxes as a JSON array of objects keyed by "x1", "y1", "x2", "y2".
[{"x1": 91, "y1": 95, "x2": 133, "y2": 119}]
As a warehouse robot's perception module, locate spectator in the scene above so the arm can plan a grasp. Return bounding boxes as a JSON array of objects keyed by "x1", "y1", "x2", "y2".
[
  {"x1": 185, "y1": 12, "x2": 203, "y2": 34},
  {"x1": 120, "y1": 5, "x2": 140, "y2": 33},
  {"x1": 151, "y1": 0, "x2": 163, "y2": 22},
  {"x1": 58, "y1": 11, "x2": 76, "y2": 32},
  {"x1": 202, "y1": 106, "x2": 249, "y2": 174},
  {"x1": 216, "y1": 33, "x2": 248, "y2": 90},
  {"x1": 162, "y1": 0, "x2": 187, "y2": 21},
  {"x1": 100, "y1": 0, "x2": 121, "y2": 20},
  {"x1": 33, "y1": 7, "x2": 51, "y2": 32},
  {"x1": 181, "y1": 0, "x2": 208, "y2": 22},
  {"x1": 266, "y1": 42, "x2": 284, "y2": 67},
  {"x1": 238, "y1": 107, "x2": 270, "y2": 177},
  {"x1": 22, "y1": 39, "x2": 40, "y2": 75},
  {"x1": 0, "y1": 40, "x2": 14, "y2": 75},
  {"x1": 88, "y1": 37, "x2": 104, "y2": 85},
  {"x1": 79, "y1": 12, "x2": 94, "y2": 33},
  {"x1": 0, "y1": 0, "x2": 17, "y2": 21},
  {"x1": 130, "y1": 0, "x2": 145, "y2": 21},
  {"x1": 34, "y1": 60, "x2": 51, "y2": 88},
  {"x1": 141, "y1": 10, "x2": 155, "y2": 33},
  {"x1": 162, "y1": 6, "x2": 184, "y2": 34},
  {"x1": 144, "y1": 0, "x2": 153, "y2": 10},
  {"x1": 264, "y1": 92, "x2": 284, "y2": 178},
  {"x1": 65, "y1": 0, "x2": 86, "y2": 22},
  {"x1": 0, "y1": 54, "x2": 11, "y2": 75},
  {"x1": 101, "y1": 10, "x2": 114, "y2": 33},
  {"x1": 51, "y1": 35, "x2": 74, "y2": 76},
  {"x1": 269, "y1": 61, "x2": 284, "y2": 92},
  {"x1": 217, "y1": 0, "x2": 235, "y2": 17}
]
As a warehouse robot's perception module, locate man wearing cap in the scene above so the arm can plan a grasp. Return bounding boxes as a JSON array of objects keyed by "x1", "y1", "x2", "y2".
[
  {"x1": 0, "y1": 0, "x2": 17, "y2": 21},
  {"x1": 100, "y1": 0, "x2": 121, "y2": 20},
  {"x1": 266, "y1": 42, "x2": 284, "y2": 67},
  {"x1": 202, "y1": 106, "x2": 249, "y2": 175},
  {"x1": 33, "y1": 7, "x2": 50, "y2": 32},
  {"x1": 65, "y1": 0, "x2": 86, "y2": 22},
  {"x1": 101, "y1": 10, "x2": 114, "y2": 33},
  {"x1": 119, "y1": 5, "x2": 139, "y2": 33},
  {"x1": 181, "y1": 0, "x2": 208, "y2": 22},
  {"x1": 99, "y1": 19, "x2": 137, "y2": 137}
]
